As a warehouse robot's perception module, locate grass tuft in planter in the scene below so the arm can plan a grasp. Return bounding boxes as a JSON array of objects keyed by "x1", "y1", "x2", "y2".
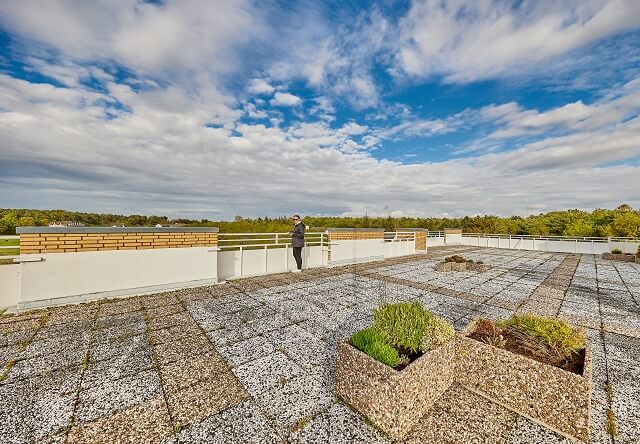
[
  {"x1": 372, "y1": 301, "x2": 433, "y2": 354},
  {"x1": 458, "y1": 315, "x2": 592, "y2": 442},
  {"x1": 338, "y1": 302, "x2": 456, "y2": 440}
]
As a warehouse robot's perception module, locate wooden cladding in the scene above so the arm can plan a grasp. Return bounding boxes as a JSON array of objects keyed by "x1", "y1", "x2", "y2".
[
  {"x1": 20, "y1": 232, "x2": 218, "y2": 254},
  {"x1": 328, "y1": 232, "x2": 385, "y2": 241}
]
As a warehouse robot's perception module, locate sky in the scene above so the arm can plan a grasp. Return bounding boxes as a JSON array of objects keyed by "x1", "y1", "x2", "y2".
[{"x1": 0, "y1": 0, "x2": 639, "y2": 220}]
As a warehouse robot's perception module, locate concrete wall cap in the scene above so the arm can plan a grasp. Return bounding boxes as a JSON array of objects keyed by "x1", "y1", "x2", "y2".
[{"x1": 16, "y1": 226, "x2": 219, "y2": 234}]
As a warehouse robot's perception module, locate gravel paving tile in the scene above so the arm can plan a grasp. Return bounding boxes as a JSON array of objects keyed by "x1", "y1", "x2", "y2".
[
  {"x1": 93, "y1": 320, "x2": 147, "y2": 343},
  {"x1": 75, "y1": 369, "x2": 162, "y2": 424},
  {"x1": 140, "y1": 293, "x2": 181, "y2": 309},
  {"x1": 154, "y1": 333, "x2": 216, "y2": 366},
  {"x1": 67, "y1": 397, "x2": 173, "y2": 444},
  {"x1": 159, "y1": 351, "x2": 227, "y2": 393},
  {"x1": 46, "y1": 305, "x2": 97, "y2": 325},
  {"x1": 0, "y1": 328, "x2": 35, "y2": 347},
  {"x1": 0, "y1": 367, "x2": 80, "y2": 443},
  {"x1": 146, "y1": 302, "x2": 186, "y2": 319},
  {"x1": 289, "y1": 402, "x2": 389, "y2": 444},
  {"x1": 82, "y1": 343, "x2": 154, "y2": 389},
  {"x1": 1, "y1": 344, "x2": 17, "y2": 368},
  {"x1": 147, "y1": 311, "x2": 197, "y2": 331},
  {"x1": 34, "y1": 319, "x2": 94, "y2": 341},
  {"x1": 205, "y1": 323, "x2": 259, "y2": 347},
  {"x1": 256, "y1": 374, "x2": 335, "y2": 435},
  {"x1": 232, "y1": 351, "x2": 303, "y2": 397},
  {"x1": 95, "y1": 311, "x2": 144, "y2": 330},
  {"x1": 148, "y1": 322, "x2": 203, "y2": 345},
  {"x1": 405, "y1": 384, "x2": 516, "y2": 444},
  {"x1": 166, "y1": 372, "x2": 249, "y2": 427},
  {"x1": 506, "y1": 416, "x2": 573, "y2": 443},
  {"x1": 91, "y1": 332, "x2": 148, "y2": 362},
  {"x1": 23, "y1": 331, "x2": 90, "y2": 359},
  {"x1": 7, "y1": 344, "x2": 87, "y2": 380},
  {"x1": 174, "y1": 400, "x2": 280, "y2": 444},
  {"x1": 97, "y1": 299, "x2": 143, "y2": 316},
  {"x1": 219, "y1": 335, "x2": 276, "y2": 367}
]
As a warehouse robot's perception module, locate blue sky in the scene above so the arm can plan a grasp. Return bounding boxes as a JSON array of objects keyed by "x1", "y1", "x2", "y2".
[{"x1": 0, "y1": 0, "x2": 639, "y2": 219}]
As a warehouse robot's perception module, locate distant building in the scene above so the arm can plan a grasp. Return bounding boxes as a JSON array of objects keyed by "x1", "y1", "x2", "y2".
[{"x1": 48, "y1": 221, "x2": 86, "y2": 227}]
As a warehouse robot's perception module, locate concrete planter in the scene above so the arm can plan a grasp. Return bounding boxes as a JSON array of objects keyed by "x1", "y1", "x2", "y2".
[
  {"x1": 336, "y1": 339, "x2": 456, "y2": 440},
  {"x1": 602, "y1": 252, "x2": 637, "y2": 262},
  {"x1": 436, "y1": 261, "x2": 489, "y2": 272},
  {"x1": 455, "y1": 319, "x2": 592, "y2": 442}
]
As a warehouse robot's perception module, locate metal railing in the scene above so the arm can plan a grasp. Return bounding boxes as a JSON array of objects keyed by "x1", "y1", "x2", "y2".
[
  {"x1": 461, "y1": 233, "x2": 639, "y2": 243},
  {"x1": 384, "y1": 231, "x2": 415, "y2": 242},
  {"x1": 428, "y1": 231, "x2": 444, "y2": 237},
  {"x1": 0, "y1": 235, "x2": 20, "y2": 262},
  {"x1": 217, "y1": 232, "x2": 327, "y2": 250}
]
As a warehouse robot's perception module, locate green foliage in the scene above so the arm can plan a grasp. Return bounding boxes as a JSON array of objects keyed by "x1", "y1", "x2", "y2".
[
  {"x1": 476, "y1": 260, "x2": 484, "y2": 264},
  {"x1": 611, "y1": 248, "x2": 622, "y2": 254},
  {"x1": 420, "y1": 316, "x2": 455, "y2": 352},
  {"x1": 498, "y1": 315, "x2": 585, "y2": 357},
  {"x1": 350, "y1": 328, "x2": 400, "y2": 368},
  {"x1": 444, "y1": 255, "x2": 466, "y2": 263},
  {"x1": 351, "y1": 328, "x2": 385, "y2": 352},
  {"x1": 1, "y1": 205, "x2": 639, "y2": 237},
  {"x1": 363, "y1": 341, "x2": 401, "y2": 368},
  {"x1": 373, "y1": 302, "x2": 434, "y2": 353}
]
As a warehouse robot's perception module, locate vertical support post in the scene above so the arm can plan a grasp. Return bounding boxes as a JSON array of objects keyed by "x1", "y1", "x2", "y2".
[
  {"x1": 284, "y1": 244, "x2": 288, "y2": 271},
  {"x1": 239, "y1": 246, "x2": 244, "y2": 277},
  {"x1": 264, "y1": 244, "x2": 268, "y2": 274}
]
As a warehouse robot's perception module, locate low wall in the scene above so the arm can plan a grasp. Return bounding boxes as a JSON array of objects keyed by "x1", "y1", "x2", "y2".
[
  {"x1": 444, "y1": 228, "x2": 463, "y2": 245},
  {"x1": 13, "y1": 227, "x2": 219, "y2": 311},
  {"x1": 218, "y1": 245, "x2": 325, "y2": 281},
  {"x1": 461, "y1": 235, "x2": 639, "y2": 255},
  {"x1": 383, "y1": 240, "x2": 415, "y2": 258},
  {"x1": 327, "y1": 229, "x2": 385, "y2": 265},
  {"x1": 0, "y1": 264, "x2": 20, "y2": 310}
]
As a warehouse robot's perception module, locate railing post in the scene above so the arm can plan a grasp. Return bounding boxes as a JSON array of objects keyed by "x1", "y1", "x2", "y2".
[
  {"x1": 284, "y1": 244, "x2": 288, "y2": 271},
  {"x1": 239, "y1": 246, "x2": 244, "y2": 277},
  {"x1": 264, "y1": 245, "x2": 268, "y2": 274}
]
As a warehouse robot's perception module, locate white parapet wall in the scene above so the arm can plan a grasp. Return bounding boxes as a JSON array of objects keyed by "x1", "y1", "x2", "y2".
[
  {"x1": 461, "y1": 234, "x2": 639, "y2": 255},
  {"x1": 327, "y1": 229, "x2": 386, "y2": 266},
  {"x1": 0, "y1": 264, "x2": 20, "y2": 310},
  {"x1": 18, "y1": 247, "x2": 218, "y2": 310},
  {"x1": 218, "y1": 245, "x2": 325, "y2": 281},
  {"x1": 383, "y1": 240, "x2": 415, "y2": 258},
  {"x1": 12, "y1": 226, "x2": 220, "y2": 311}
]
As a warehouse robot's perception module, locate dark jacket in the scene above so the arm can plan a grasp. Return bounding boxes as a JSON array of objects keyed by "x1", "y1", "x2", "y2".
[{"x1": 291, "y1": 223, "x2": 305, "y2": 247}]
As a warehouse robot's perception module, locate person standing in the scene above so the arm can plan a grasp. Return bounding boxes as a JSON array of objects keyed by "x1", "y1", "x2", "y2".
[{"x1": 289, "y1": 214, "x2": 305, "y2": 272}]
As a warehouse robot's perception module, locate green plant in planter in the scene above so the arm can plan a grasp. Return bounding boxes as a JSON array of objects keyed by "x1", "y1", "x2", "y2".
[
  {"x1": 373, "y1": 302, "x2": 434, "y2": 353},
  {"x1": 350, "y1": 328, "x2": 400, "y2": 367},
  {"x1": 611, "y1": 248, "x2": 622, "y2": 254},
  {"x1": 498, "y1": 314, "x2": 585, "y2": 358},
  {"x1": 420, "y1": 316, "x2": 455, "y2": 352}
]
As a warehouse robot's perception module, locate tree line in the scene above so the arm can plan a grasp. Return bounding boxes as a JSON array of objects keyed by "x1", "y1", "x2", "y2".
[{"x1": 1, "y1": 205, "x2": 639, "y2": 237}]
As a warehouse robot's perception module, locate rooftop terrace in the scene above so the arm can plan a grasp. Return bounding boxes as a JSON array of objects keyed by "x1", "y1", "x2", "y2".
[{"x1": 1, "y1": 246, "x2": 638, "y2": 443}]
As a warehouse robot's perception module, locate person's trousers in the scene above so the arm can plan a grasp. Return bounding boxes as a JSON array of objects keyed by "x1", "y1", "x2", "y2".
[{"x1": 292, "y1": 247, "x2": 303, "y2": 270}]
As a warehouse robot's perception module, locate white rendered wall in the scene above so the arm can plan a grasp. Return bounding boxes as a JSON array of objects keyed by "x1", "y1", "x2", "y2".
[
  {"x1": 461, "y1": 235, "x2": 636, "y2": 255},
  {"x1": 0, "y1": 264, "x2": 20, "y2": 310},
  {"x1": 427, "y1": 237, "x2": 445, "y2": 247},
  {"x1": 445, "y1": 233, "x2": 463, "y2": 244},
  {"x1": 330, "y1": 239, "x2": 385, "y2": 265},
  {"x1": 18, "y1": 247, "x2": 218, "y2": 310},
  {"x1": 218, "y1": 245, "x2": 325, "y2": 281},
  {"x1": 383, "y1": 240, "x2": 415, "y2": 258}
]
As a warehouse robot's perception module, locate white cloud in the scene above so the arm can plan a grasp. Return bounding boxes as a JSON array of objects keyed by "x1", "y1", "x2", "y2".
[
  {"x1": 270, "y1": 92, "x2": 302, "y2": 107},
  {"x1": 247, "y1": 78, "x2": 275, "y2": 95},
  {"x1": 398, "y1": 0, "x2": 640, "y2": 82}
]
